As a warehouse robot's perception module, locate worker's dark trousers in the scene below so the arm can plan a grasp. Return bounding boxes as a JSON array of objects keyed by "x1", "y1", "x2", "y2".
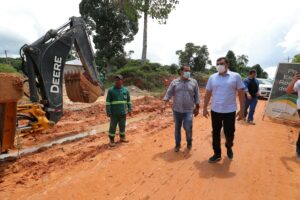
[
  {"x1": 211, "y1": 111, "x2": 236, "y2": 156},
  {"x1": 297, "y1": 110, "x2": 300, "y2": 148},
  {"x1": 109, "y1": 115, "x2": 126, "y2": 138}
]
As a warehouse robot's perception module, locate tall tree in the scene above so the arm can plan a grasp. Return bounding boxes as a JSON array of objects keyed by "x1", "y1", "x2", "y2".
[
  {"x1": 79, "y1": 0, "x2": 139, "y2": 68},
  {"x1": 176, "y1": 43, "x2": 211, "y2": 72},
  {"x1": 226, "y1": 50, "x2": 238, "y2": 72},
  {"x1": 113, "y1": 0, "x2": 179, "y2": 64}
]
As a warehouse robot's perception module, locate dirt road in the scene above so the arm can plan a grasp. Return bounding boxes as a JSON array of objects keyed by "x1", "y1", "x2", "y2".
[{"x1": 1, "y1": 100, "x2": 300, "y2": 200}]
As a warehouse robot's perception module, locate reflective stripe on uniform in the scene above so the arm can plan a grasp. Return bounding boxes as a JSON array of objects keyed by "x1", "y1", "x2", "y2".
[
  {"x1": 110, "y1": 101, "x2": 127, "y2": 105},
  {"x1": 120, "y1": 132, "x2": 125, "y2": 136},
  {"x1": 106, "y1": 101, "x2": 127, "y2": 105},
  {"x1": 109, "y1": 132, "x2": 115, "y2": 137}
]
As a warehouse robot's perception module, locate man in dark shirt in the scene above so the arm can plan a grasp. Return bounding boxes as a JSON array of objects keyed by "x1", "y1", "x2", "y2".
[{"x1": 243, "y1": 70, "x2": 259, "y2": 125}]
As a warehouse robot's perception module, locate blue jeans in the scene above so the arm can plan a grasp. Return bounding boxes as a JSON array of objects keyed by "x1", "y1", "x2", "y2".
[
  {"x1": 244, "y1": 97, "x2": 258, "y2": 122},
  {"x1": 173, "y1": 111, "x2": 193, "y2": 146}
]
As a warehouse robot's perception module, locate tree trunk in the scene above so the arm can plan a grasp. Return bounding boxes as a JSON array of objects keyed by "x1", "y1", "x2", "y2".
[{"x1": 141, "y1": 0, "x2": 149, "y2": 64}]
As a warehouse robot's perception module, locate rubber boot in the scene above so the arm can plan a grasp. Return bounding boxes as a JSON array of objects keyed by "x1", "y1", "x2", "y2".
[
  {"x1": 120, "y1": 135, "x2": 129, "y2": 143},
  {"x1": 109, "y1": 136, "x2": 116, "y2": 147}
]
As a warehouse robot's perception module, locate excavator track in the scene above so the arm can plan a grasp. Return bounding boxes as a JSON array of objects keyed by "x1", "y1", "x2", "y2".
[
  {"x1": 0, "y1": 73, "x2": 23, "y2": 153},
  {"x1": 64, "y1": 71, "x2": 102, "y2": 103}
]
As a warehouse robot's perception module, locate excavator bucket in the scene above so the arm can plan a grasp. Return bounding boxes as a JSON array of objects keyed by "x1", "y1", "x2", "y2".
[
  {"x1": 0, "y1": 73, "x2": 23, "y2": 153},
  {"x1": 64, "y1": 71, "x2": 103, "y2": 103}
]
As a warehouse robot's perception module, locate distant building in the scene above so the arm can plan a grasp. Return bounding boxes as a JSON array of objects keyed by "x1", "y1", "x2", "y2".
[{"x1": 64, "y1": 59, "x2": 83, "y2": 74}]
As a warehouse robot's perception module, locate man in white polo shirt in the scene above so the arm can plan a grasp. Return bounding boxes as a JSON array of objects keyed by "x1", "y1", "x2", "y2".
[
  {"x1": 203, "y1": 57, "x2": 245, "y2": 163},
  {"x1": 286, "y1": 72, "x2": 300, "y2": 157}
]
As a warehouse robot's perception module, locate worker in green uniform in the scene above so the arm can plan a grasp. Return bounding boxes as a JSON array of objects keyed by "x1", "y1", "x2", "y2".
[{"x1": 106, "y1": 75, "x2": 132, "y2": 147}]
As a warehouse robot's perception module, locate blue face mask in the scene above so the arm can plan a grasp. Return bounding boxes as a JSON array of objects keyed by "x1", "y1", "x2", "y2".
[{"x1": 183, "y1": 71, "x2": 191, "y2": 79}]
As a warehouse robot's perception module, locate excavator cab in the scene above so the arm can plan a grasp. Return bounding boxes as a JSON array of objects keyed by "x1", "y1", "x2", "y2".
[{"x1": 0, "y1": 17, "x2": 105, "y2": 153}]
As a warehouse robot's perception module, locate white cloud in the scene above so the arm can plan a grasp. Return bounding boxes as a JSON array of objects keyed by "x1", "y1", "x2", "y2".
[
  {"x1": 0, "y1": 0, "x2": 81, "y2": 55},
  {"x1": 1, "y1": 0, "x2": 300, "y2": 75},
  {"x1": 278, "y1": 22, "x2": 300, "y2": 52},
  {"x1": 264, "y1": 66, "x2": 277, "y2": 79},
  {"x1": 126, "y1": 0, "x2": 300, "y2": 68}
]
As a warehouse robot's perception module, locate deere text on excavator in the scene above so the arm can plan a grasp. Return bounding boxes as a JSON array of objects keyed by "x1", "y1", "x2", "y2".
[{"x1": 0, "y1": 17, "x2": 105, "y2": 154}]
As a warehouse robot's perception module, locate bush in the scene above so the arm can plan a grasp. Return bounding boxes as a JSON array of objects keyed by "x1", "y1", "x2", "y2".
[
  {"x1": 110, "y1": 60, "x2": 172, "y2": 90},
  {"x1": 0, "y1": 58, "x2": 22, "y2": 72},
  {"x1": 192, "y1": 72, "x2": 210, "y2": 86},
  {"x1": 0, "y1": 63, "x2": 18, "y2": 73}
]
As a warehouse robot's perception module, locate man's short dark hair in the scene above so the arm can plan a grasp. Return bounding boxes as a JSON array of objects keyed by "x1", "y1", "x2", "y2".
[
  {"x1": 249, "y1": 70, "x2": 256, "y2": 75},
  {"x1": 178, "y1": 65, "x2": 190, "y2": 74},
  {"x1": 217, "y1": 57, "x2": 229, "y2": 64},
  {"x1": 180, "y1": 64, "x2": 190, "y2": 71}
]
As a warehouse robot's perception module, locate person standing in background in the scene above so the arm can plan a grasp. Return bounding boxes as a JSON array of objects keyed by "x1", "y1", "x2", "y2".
[
  {"x1": 243, "y1": 70, "x2": 260, "y2": 124},
  {"x1": 106, "y1": 75, "x2": 132, "y2": 147}
]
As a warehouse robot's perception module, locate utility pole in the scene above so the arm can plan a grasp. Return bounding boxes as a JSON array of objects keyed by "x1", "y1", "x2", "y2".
[
  {"x1": 4, "y1": 50, "x2": 8, "y2": 63},
  {"x1": 286, "y1": 56, "x2": 291, "y2": 63}
]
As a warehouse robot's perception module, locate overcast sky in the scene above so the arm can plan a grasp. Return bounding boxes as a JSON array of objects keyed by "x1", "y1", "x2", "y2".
[{"x1": 1, "y1": 0, "x2": 300, "y2": 78}]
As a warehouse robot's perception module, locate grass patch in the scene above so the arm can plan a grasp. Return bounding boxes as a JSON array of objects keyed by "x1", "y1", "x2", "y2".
[{"x1": 0, "y1": 63, "x2": 18, "y2": 73}]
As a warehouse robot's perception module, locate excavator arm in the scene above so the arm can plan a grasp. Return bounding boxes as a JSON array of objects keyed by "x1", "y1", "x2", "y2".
[
  {"x1": 21, "y1": 16, "x2": 104, "y2": 123},
  {"x1": 0, "y1": 17, "x2": 104, "y2": 153}
]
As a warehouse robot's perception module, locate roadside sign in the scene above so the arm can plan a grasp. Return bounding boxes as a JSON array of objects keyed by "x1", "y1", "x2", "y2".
[{"x1": 264, "y1": 63, "x2": 300, "y2": 123}]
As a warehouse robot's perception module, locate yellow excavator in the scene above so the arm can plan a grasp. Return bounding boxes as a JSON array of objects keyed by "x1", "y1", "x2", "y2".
[{"x1": 0, "y1": 17, "x2": 105, "y2": 153}]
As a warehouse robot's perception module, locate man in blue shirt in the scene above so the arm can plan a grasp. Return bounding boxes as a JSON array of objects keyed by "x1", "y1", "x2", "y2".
[
  {"x1": 243, "y1": 70, "x2": 260, "y2": 124},
  {"x1": 203, "y1": 57, "x2": 245, "y2": 163},
  {"x1": 163, "y1": 65, "x2": 200, "y2": 152}
]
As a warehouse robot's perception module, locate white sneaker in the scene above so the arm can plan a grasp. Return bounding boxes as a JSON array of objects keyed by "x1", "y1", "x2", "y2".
[{"x1": 247, "y1": 121, "x2": 256, "y2": 125}]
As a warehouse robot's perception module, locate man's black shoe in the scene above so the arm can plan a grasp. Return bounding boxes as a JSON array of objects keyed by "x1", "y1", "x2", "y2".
[
  {"x1": 174, "y1": 145, "x2": 180, "y2": 152},
  {"x1": 227, "y1": 148, "x2": 233, "y2": 160},
  {"x1": 297, "y1": 146, "x2": 300, "y2": 157},
  {"x1": 208, "y1": 154, "x2": 221, "y2": 163}
]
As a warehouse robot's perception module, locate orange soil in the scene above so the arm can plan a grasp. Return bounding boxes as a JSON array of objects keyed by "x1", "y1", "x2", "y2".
[{"x1": 1, "y1": 100, "x2": 300, "y2": 200}]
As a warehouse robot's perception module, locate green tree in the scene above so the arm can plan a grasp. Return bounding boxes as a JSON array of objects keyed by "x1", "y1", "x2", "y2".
[
  {"x1": 292, "y1": 54, "x2": 300, "y2": 63},
  {"x1": 79, "y1": 0, "x2": 139, "y2": 69},
  {"x1": 251, "y1": 64, "x2": 268, "y2": 78},
  {"x1": 237, "y1": 54, "x2": 249, "y2": 66},
  {"x1": 113, "y1": 0, "x2": 179, "y2": 63},
  {"x1": 226, "y1": 50, "x2": 238, "y2": 72},
  {"x1": 164, "y1": 63, "x2": 179, "y2": 74},
  {"x1": 262, "y1": 71, "x2": 268, "y2": 79},
  {"x1": 176, "y1": 43, "x2": 211, "y2": 72}
]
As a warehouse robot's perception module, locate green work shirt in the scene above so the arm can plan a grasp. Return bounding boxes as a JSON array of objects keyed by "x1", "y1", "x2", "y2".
[{"x1": 106, "y1": 86, "x2": 132, "y2": 116}]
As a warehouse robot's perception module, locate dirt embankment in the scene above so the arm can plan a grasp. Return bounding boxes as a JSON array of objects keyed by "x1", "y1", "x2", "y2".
[{"x1": 19, "y1": 96, "x2": 165, "y2": 148}]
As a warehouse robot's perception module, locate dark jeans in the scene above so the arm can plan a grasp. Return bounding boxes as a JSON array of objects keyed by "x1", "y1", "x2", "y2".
[
  {"x1": 244, "y1": 97, "x2": 258, "y2": 122},
  {"x1": 173, "y1": 111, "x2": 193, "y2": 146},
  {"x1": 297, "y1": 110, "x2": 300, "y2": 148},
  {"x1": 211, "y1": 111, "x2": 236, "y2": 156}
]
